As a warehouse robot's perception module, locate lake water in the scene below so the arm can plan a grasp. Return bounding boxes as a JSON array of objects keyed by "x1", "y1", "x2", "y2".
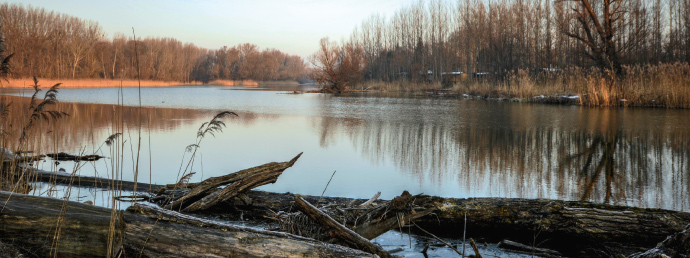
[{"x1": 3, "y1": 85, "x2": 690, "y2": 211}]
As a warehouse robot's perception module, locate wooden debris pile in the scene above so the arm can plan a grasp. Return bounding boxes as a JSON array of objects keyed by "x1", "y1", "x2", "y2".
[
  {"x1": 272, "y1": 191, "x2": 434, "y2": 242},
  {"x1": 144, "y1": 153, "x2": 441, "y2": 258}
]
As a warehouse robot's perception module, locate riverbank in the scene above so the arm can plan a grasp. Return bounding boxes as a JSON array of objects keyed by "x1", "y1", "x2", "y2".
[
  {"x1": 355, "y1": 62, "x2": 690, "y2": 108},
  {"x1": 0, "y1": 78, "x2": 302, "y2": 88}
]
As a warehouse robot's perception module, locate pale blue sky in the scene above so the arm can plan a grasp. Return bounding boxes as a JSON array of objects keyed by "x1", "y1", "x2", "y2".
[{"x1": 12, "y1": 0, "x2": 409, "y2": 58}]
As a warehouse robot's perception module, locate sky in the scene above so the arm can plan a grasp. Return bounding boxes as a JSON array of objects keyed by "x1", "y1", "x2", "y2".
[{"x1": 12, "y1": 0, "x2": 410, "y2": 58}]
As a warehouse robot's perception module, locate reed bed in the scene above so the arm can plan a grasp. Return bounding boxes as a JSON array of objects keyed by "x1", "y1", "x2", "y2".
[
  {"x1": 353, "y1": 63, "x2": 690, "y2": 108},
  {"x1": 356, "y1": 80, "x2": 442, "y2": 92},
  {"x1": 2, "y1": 78, "x2": 202, "y2": 88},
  {"x1": 207, "y1": 79, "x2": 300, "y2": 86}
]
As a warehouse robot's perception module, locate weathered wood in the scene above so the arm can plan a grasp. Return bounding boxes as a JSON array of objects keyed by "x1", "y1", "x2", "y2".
[
  {"x1": 629, "y1": 224, "x2": 690, "y2": 258},
  {"x1": 182, "y1": 167, "x2": 284, "y2": 212},
  {"x1": 127, "y1": 203, "x2": 316, "y2": 242},
  {"x1": 470, "y1": 238, "x2": 483, "y2": 258},
  {"x1": 15, "y1": 164, "x2": 690, "y2": 258},
  {"x1": 294, "y1": 197, "x2": 393, "y2": 258},
  {"x1": 26, "y1": 167, "x2": 164, "y2": 193},
  {"x1": 412, "y1": 197, "x2": 690, "y2": 257},
  {"x1": 497, "y1": 240, "x2": 563, "y2": 257},
  {"x1": 123, "y1": 203, "x2": 375, "y2": 258},
  {"x1": 46, "y1": 152, "x2": 104, "y2": 161},
  {"x1": 0, "y1": 191, "x2": 122, "y2": 257},
  {"x1": 354, "y1": 208, "x2": 432, "y2": 240},
  {"x1": 359, "y1": 192, "x2": 381, "y2": 208},
  {"x1": 411, "y1": 221, "x2": 464, "y2": 256},
  {"x1": 165, "y1": 153, "x2": 301, "y2": 210},
  {"x1": 0, "y1": 191, "x2": 376, "y2": 258},
  {"x1": 202, "y1": 191, "x2": 690, "y2": 257},
  {"x1": 352, "y1": 192, "x2": 433, "y2": 240}
]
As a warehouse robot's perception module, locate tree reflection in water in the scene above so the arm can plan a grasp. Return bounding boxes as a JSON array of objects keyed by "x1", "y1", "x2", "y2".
[{"x1": 4, "y1": 93, "x2": 690, "y2": 211}]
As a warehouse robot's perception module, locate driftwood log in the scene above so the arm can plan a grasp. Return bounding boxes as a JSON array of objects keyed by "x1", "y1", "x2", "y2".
[
  {"x1": 0, "y1": 190, "x2": 120, "y2": 257},
  {"x1": 16, "y1": 167, "x2": 690, "y2": 257},
  {"x1": 26, "y1": 167, "x2": 163, "y2": 193},
  {"x1": 629, "y1": 224, "x2": 690, "y2": 258},
  {"x1": 0, "y1": 191, "x2": 375, "y2": 257},
  {"x1": 294, "y1": 197, "x2": 393, "y2": 258},
  {"x1": 412, "y1": 197, "x2": 690, "y2": 256},
  {"x1": 195, "y1": 191, "x2": 690, "y2": 257},
  {"x1": 46, "y1": 152, "x2": 104, "y2": 161},
  {"x1": 164, "y1": 153, "x2": 302, "y2": 211}
]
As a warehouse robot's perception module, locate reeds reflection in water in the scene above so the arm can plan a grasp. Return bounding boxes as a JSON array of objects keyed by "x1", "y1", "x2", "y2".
[{"x1": 324, "y1": 100, "x2": 690, "y2": 211}]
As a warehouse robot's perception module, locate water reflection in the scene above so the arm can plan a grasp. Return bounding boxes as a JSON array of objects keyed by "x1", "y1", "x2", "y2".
[
  {"x1": 2, "y1": 90, "x2": 690, "y2": 212},
  {"x1": 316, "y1": 100, "x2": 690, "y2": 211}
]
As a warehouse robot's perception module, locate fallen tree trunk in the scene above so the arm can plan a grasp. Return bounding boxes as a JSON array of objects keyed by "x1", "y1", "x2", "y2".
[
  {"x1": 26, "y1": 167, "x2": 164, "y2": 193},
  {"x1": 0, "y1": 191, "x2": 375, "y2": 257},
  {"x1": 16, "y1": 168, "x2": 690, "y2": 257},
  {"x1": 629, "y1": 224, "x2": 690, "y2": 258},
  {"x1": 46, "y1": 152, "x2": 104, "y2": 161},
  {"x1": 164, "y1": 153, "x2": 302, "y2": 211},
  {"x1": 294, "y1": 197, "x2": 393, "y2": 258},
  {"x1": 200, "y1": 191, "x2": 690, "y2": 257},
  {"x1": 413, "y1": 197, "x2": 690, "y2": 257},
  {"x1": 0, "y1": 191, "x2": 121, "y2": 257}
]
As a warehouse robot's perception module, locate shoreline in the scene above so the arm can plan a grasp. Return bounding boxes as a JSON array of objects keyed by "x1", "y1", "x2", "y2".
[{"x1": 0, "y1": 78, "x2": 302, "y2": 88}]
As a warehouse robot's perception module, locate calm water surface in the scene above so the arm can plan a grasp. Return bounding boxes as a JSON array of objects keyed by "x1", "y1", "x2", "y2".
[{"x1": 3, "y1": 85, "x2": 690, "y2": 211}]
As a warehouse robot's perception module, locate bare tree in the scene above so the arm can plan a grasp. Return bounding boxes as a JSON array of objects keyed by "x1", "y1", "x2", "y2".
[
  {"x1": 310, "y1": 38, "x2": 366, "y2": 93},
  {"x1": 558, "y1": 0, "x2": 626, "y2": 74}
]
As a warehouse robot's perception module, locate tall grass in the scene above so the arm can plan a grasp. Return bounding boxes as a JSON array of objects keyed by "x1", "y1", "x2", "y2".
[
  {"x1": 0, "y1": 77, "x2": 68, "y2": 193},
  {"x1": 355, "y1": 80, "x2": 442, "y2": 92},
  {"x1": 353, "y1": 63, "x2": 690, "y2": 108}
]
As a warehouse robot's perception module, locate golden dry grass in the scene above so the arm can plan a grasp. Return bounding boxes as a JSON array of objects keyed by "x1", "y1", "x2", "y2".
[
  {"x1": 1, "y1": 78, "x2": 202, "y2": 88},
  {"x1": 354, "y1": 63, "x2": 690, "y2": 108},
  {"x1": 206, "y1": 79, "x2": 300, "y2": 87},
  {"x1": 355, "y1": 80, "x2": 442, "y2": 92},
  {"x1": 207, "y1": 79, "x2": 259, "y2": 86}
]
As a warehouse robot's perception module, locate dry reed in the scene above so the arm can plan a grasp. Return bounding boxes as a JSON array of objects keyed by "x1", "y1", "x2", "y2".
[
  {"x1": 207, "y1": 79, "x2": 301, "y2": 87},
  {"x1": 353, "y1": 63, "x2": 690, "y2": 108},
  {"x1": 2, "y1": 78, "x2": 201, "y2": 88}
]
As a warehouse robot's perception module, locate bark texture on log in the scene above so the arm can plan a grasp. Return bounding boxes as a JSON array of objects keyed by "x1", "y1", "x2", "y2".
[
  {"x1": 294, "y1": 197, "x2": 393, "y2": 258},
  {"x1": 197, "y1": 191, "x2": 690, "y2": 257},
  {"x1": 165, "y1": 153, "x2": 301, "y2": 211},
  {"x1": 413, "y1": 197, "x2": 690, "y2": 257},
  {"x1": 46, "y1": 152, "x2": 104, "y2": 161},
  {"x1": 127, "y1": 203, "x2": 315, "y2": 242},
  {"x1": 0, "y1": 191, "x2": 121, "y2": 257},
  {"x1": 0, "y1": 191, "x2": 375, "y2": 258},
  {"x1": 14, "y1": 162, "x2": 690, "y2": 258},
  {"x1": 123, "y1": 202, "x2": 374, "y2": 258},
  {"x1": 629, "y1": 224, "x2": 690, "y2": 258}
]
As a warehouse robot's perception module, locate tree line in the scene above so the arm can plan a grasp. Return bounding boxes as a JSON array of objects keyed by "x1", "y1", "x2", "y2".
[
  {"x1": 0, "y1": 3, "x2": 307, "y2": 83},
  {"x1": 312, "y1": 0, "x2": 690, "y2": 86}
]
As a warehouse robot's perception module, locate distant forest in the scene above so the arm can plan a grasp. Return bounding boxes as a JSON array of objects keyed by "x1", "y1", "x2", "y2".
[
  {"x1": 0, "y1": 3, "x2": 307, "y2": 83},
  {"x1": 342, "y1": 0, "x2": 690, "y2": 82}
]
